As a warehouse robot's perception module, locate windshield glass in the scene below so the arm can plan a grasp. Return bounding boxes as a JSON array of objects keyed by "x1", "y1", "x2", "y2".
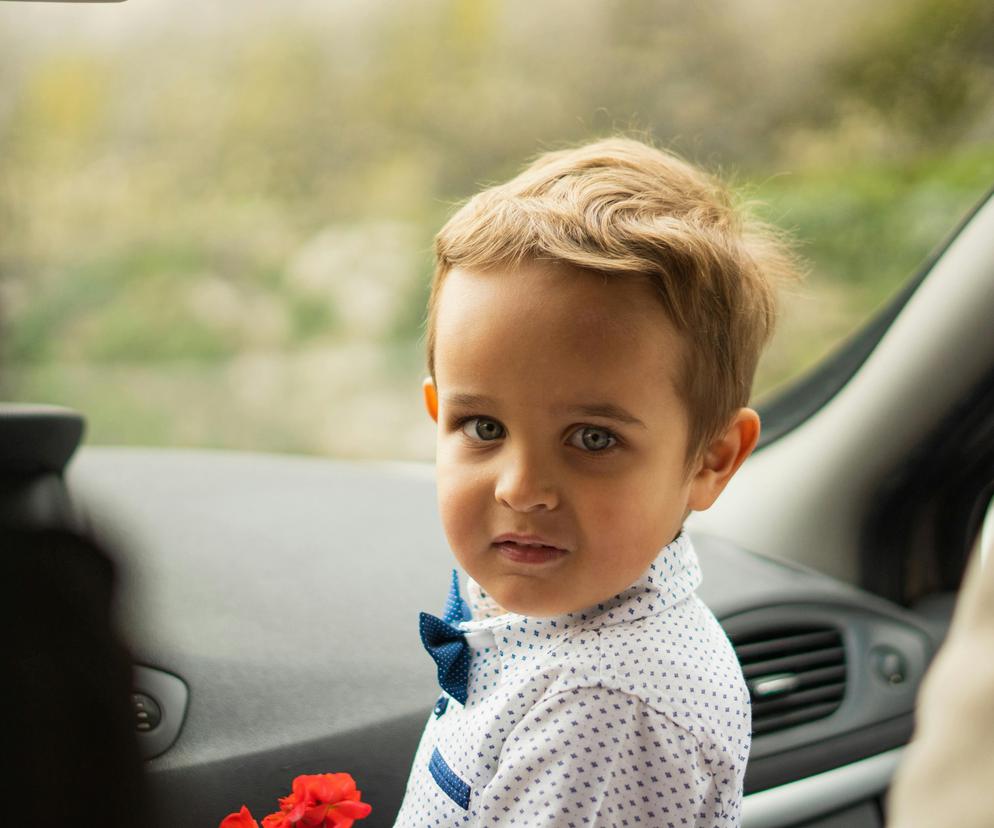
[{"x1": 2, "y1": 0, "x2": 992, "y2": 460}]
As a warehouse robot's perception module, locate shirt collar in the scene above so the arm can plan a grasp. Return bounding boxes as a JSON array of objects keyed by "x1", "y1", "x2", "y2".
[{"x1": 458, "y1": 531, "x2": 701, "y2": 662}]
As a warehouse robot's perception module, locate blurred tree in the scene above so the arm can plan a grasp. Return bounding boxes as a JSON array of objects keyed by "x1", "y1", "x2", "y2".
[
  {"x1": 1, "y1": 0, "x2": 993, "y2": 455},
  {"x1": 831, "y1": 0, "x2": 994, "y2": 149}
]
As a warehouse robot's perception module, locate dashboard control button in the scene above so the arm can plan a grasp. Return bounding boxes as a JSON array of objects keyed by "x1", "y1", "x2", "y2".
[
  {"x1": 132, "y1": 692, "x2": 162, "y2": 732},
  {"x1": 872, "y1": 647, "x2": 907, "y2": 685}
]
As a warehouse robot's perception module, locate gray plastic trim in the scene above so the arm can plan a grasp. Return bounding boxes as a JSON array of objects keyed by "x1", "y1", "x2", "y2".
[
  {"x1": 132, "y1": 664, "x2": 189, "y2": 759},
  {"x1": 741, "y1": 748, "x2": 902, "y2": 828},
  {"x1": 980, "y1": 494, "x2": 994, "y2": 568}
]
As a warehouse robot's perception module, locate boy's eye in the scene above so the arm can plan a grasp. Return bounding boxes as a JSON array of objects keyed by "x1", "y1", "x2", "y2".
[
  {"x1": 461, "y1": 417, "x2": 505, "y2": 441},
  {"x1": 568, "y1": 426, "x2": 617, "y2": 452}
]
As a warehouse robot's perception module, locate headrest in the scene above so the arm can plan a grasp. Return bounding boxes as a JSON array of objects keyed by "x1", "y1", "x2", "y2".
[{"x1": 0, "y1": 404, "x2": 85, "y2": 475}]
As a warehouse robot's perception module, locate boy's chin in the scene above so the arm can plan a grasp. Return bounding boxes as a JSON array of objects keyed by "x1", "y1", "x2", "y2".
[{"x1": 486, "y1": 583, "x2": 592, "y2": 618}]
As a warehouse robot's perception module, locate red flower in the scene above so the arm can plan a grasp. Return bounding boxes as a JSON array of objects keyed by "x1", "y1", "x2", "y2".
[
  {"x1": 219, "y1": 805, "x2": 260, "y2": 828},
  {"x1": 261, "y1": 773, "x2": 372, "y2": 828}
]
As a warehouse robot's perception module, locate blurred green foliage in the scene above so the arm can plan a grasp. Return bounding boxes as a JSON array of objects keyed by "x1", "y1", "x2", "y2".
[
  {"x1": 832, "y1": 0, "x2": 994, "y2": 145},
  {"x1": 0, "y1": 0, "x2": 992, "y2": 458}
]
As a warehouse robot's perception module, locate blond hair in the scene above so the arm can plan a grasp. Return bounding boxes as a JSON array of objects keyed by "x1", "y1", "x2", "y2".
[{"x1": 426, "y1": 137, "x2": 798, "y2": 463}]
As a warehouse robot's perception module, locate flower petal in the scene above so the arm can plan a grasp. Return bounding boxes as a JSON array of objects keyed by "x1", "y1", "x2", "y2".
[
  {"x1": 333, "y1": 802, "x2": 372, "y2": 819},
  {"x1": 295, "y1": 772, "x2": 356, "y2": 805},
  {"x1": 261, "y1": 810, "x2": 290, "y2": 828},
  {"x1": 219, "y1": 805, "x2": 260, "y2": 828}
]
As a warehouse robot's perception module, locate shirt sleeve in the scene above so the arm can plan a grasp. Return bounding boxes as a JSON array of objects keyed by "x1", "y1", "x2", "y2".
[{"x1": 473, "y1": 685, "x2": 738, "y2": 827}]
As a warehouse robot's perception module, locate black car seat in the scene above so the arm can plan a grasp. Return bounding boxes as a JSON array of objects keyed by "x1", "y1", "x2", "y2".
[{"x1": 0, "y1": 404, "x2": 153, "y2": 827}]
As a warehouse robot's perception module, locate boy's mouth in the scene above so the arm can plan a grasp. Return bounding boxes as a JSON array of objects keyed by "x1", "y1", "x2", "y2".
[{"x1": 491, "y1": 533, "x2": 569, "y2": 565}]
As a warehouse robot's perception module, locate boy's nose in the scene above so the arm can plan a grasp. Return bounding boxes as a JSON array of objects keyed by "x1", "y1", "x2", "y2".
[{"x1": 494, "y1": 454, "x2": 560, "y2": 513}]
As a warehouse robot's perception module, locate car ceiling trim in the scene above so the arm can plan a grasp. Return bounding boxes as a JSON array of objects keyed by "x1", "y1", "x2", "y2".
[{"x1": 741, "y1": 747, "x2": 902, "y2": 828}]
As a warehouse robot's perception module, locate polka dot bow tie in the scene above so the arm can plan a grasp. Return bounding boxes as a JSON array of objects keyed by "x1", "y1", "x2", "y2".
[{"x1": 419, "y1": 569, "x2": 472, "y2": 705}]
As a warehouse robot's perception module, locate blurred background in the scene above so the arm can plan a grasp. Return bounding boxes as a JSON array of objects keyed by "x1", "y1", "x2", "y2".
[{"x1": 1, "y1": 0, "x2": 992, "y2": 461}]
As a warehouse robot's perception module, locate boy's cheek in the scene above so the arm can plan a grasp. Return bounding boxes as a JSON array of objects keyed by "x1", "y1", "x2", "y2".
[
  {"x1": 436, "y1": 472, "x2": 485, "y2": 539},
  {"x1": 434, "y1": 434, "x2": 459, "y2": 468},
  {"x1": 434, "y1": 429, "x2": 469, "y2": 462}
]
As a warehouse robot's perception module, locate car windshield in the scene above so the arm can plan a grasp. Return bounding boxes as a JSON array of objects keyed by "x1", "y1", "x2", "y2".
[{"x1": 2, "y1": 0, "x2": 992, "y2": 460}]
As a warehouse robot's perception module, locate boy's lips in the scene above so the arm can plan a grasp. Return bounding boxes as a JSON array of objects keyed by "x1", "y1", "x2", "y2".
[{"x1": 491, "y1": 533, "x2": 569, "y2": 565}]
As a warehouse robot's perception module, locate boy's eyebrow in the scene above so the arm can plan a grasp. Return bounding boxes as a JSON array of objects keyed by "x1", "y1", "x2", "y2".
[
  {"x1": 564, "y1": 403, "x2": 647, "y2": 429},
  {"x1": 443, "y1": 392, "x2": 497, "y2": 409},
  {"x1": 443, "y1": 393, "x2": 646, "y2": 429}
]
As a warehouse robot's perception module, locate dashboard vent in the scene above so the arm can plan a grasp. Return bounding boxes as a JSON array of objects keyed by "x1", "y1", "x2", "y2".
[{"x1": 732, "y1": 625, "x2": 846, "y2": 736}]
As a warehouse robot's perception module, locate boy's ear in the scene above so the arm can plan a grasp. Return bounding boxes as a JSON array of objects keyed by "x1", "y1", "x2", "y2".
[
  {"x1": 687, "y1": 408, "x2": 761, "y2": 512},
  {"x1": 423, "y1": 377, "x2": 438, "y2": 423}
]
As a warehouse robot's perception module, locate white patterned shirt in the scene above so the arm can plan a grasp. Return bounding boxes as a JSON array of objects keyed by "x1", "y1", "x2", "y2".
[{"x1": 394, "y1": 532, "x2": 751, "y2": 827}]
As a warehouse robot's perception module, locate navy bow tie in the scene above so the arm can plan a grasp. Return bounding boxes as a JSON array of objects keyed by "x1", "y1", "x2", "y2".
[{"x1": 419, "y1": 570, "x2": 472, "y2": 705}]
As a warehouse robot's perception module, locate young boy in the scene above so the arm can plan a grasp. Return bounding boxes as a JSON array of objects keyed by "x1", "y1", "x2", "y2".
[{"x1": 394, "y1": 138, "x2": 796, "y2": 827}]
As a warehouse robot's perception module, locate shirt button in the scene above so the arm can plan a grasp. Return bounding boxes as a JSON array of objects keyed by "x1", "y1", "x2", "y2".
[{"x1": 433, "y1": 696, "x2": 449, "y2": 718}]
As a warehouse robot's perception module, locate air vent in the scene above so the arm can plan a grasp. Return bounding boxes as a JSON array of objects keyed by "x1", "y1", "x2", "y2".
[{"x1": 732, "y1": 625, "x2": 846, "y2": 737}]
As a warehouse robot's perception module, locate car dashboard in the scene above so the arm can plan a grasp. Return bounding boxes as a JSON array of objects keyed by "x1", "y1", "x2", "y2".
[{"x1": 61, "y1": 446, "x2": 936, "y2": 828}]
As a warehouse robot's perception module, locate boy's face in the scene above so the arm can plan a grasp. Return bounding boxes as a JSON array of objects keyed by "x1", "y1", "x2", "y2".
[{"x1": 430, "y1": 262, "x2": 706, "y2": 617}]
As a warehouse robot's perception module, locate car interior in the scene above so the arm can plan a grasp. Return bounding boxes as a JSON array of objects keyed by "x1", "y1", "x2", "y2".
[
  {"x1": 4, "y1": 186, "x2": 993, "y2": 827},
  {"x1": 4, "y1": 0, "x2": 994, "y2": 823}
]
